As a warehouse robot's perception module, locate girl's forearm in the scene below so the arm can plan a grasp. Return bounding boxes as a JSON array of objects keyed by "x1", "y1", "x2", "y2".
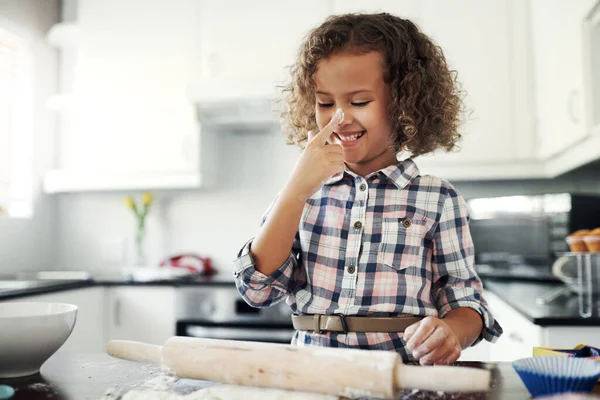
[
  {"x1": 250, "y1": 185, "x2": 307, "y2": 276},
  {"x1": 442, "y1": 307, "x2": 484, "y2": 349}
]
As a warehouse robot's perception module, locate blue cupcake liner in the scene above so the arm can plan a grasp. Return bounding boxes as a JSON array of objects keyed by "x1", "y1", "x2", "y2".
[{"x1": 513, "y1": 356, "x2": 600, "y2": 398}]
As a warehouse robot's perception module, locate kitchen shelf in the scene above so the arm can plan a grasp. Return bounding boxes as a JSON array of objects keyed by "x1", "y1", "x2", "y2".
[{"x1": 43, "y1": 169, "x2": 202, "y2": 193}]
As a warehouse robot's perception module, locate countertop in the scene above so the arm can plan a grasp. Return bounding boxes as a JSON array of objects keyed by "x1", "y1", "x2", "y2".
[
  {"x1": 2, "y1": 272, "x2": 599, "y2": 326},
  {"x1": 483, "y1": 278, "x2": 600, "y2": 326},
  {"x1": 0, "y1": 352, "x2": 531, "y2": 400},
  {"x1": 0, "y1": 273, "x2": 235, "y2": 301}
]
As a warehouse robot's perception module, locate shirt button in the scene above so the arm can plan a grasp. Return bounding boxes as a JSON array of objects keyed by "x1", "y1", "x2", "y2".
[
  {"x1": 359, "y1": 183, "x2": 367, "y2": 191},
  {"x1": 347, "y1": 265, "x2": 356, "y2": 274},
  {"x1": 354, "y1": 221, "x2": 362, "y2": 229},
  {"x1": 402, "y1": 219, "x2": 412, "y2": 228}
]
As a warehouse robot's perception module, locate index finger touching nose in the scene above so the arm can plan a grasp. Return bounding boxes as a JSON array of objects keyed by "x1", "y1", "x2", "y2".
[{"x1": 314, "y1": 108, "x2": 344, "y2": 145}]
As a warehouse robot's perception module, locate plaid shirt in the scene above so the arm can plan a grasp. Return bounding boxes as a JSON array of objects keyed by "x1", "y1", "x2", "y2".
[{"x1": 233, "y1": 158, "x2": 502, "y2": 361}]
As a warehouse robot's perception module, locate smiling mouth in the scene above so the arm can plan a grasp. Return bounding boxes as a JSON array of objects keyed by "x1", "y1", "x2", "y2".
[{"x1": 335, "y1": 131, "x2": 366, "y2": 142}]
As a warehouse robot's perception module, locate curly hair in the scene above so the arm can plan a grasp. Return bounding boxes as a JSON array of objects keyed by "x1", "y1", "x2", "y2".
[{"x1": 280, "y1": 13, "x2": 465, "y2": 157}]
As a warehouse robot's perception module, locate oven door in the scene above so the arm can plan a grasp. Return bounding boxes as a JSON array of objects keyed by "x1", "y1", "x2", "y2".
[{"x1": 176, "y1": 320, "x2": 296, "y2": 344}]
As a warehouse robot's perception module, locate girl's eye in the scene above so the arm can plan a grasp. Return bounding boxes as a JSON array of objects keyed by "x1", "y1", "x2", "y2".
[
  {"x1": 317, "y1": 103, "x2": 334, "y2": 108},
  {"x1": 352, "y1": 101, "x2": 371, "y2": 107}
]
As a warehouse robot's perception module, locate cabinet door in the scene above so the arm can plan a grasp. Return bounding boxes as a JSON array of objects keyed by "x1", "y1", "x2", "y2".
[
  {"x1": 106, "y1": 287, "x2": 176, "y2": 345},
  {"x1": 417, "y1": 0, "x2": 532, "y2": 167},
  {"x1": 198, "y1": 0, "x2": 331, "y2": 83},
  {"x1": 531, "y1": 0, "x2": 596, "y2": 159},
  {"x1": 542, "y1": 326, "x2": 600, "y2": 348},
  {"x1": 4, "y1": 287, "x2": 106, "y2": 353},
  {"x1": 484, "y1": 291, "x2": 542, "y2": 362},
  {"x1": 69, "y1": 0, "x2": 200, "y2": 173},
  {"x1": 458, "y1": 340, "x2": 492, "y2": 362}
]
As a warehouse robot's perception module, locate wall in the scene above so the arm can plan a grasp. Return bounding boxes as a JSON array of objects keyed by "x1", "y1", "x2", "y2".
[
  {"x1": 54, "y1": 129, "x2": 600, "y2": 274},
  {"x1": 0, "y1": 0, "x2": 60, "y2": 274},
  {"x1": 54, "y1": 130, "x2": 301, "y2": 273}
]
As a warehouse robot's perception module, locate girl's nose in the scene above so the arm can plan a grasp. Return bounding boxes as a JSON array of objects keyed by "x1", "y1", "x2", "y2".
[{"x1": 337, "y1": 108, "x2": 352, "y2": 126}]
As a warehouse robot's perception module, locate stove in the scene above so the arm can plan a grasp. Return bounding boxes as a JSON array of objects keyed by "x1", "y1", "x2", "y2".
[{"x1": 175, "y1": 285, "x2": 295, "y2": 344}]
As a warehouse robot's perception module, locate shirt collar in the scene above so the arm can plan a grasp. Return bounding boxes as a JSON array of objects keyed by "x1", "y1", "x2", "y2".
[{"x1": 323, "y1": 158, "x2": 420, "y2": 190}]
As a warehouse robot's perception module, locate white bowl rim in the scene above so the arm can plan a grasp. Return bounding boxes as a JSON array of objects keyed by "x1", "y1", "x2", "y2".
[{"x1": 0, "y1": 302, "x2": 78, "y2": 318}]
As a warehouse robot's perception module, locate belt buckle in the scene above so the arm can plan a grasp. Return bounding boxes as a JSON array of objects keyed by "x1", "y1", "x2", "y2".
[
  {"x1": 313, "y1": 314, "x2": 322, "y2": 334},
  {"x1": 333, "y1": 313, "x2": 349, "y2": 334}
]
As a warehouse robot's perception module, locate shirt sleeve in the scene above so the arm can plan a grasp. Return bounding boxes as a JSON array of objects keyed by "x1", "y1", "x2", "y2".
[
  {"x1": 232, "y1": 197, "x2": 303, "y2": 308},
  {"x1": 431, "y1": 186, "x2": 503, "y2": 345}
]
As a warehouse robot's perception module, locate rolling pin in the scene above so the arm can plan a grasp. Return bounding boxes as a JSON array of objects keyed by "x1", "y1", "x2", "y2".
[{"x1": 107, "y1": 337, "x2": 490, "y2": 399}]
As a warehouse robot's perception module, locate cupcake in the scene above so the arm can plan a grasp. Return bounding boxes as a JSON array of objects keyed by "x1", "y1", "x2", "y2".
[
  {"x1": 566, "y1": 230, "x2": 591, "y2": 253},
  {"x1": 583, "y1": 228, "x2": 600, "y2": 253},
  {"x1": 513, "y1": 356, "x2": 600, "y2": 397}
]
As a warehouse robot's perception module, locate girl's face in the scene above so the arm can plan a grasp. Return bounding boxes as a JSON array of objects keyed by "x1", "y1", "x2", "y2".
[{"x1": 314, "y1": 51, "x2": 398, "y2": 177}]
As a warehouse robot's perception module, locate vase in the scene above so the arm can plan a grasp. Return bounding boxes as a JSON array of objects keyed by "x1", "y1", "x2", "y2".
[{"x1": 134, "y1": 219, "x2": 147, "y2": 267}]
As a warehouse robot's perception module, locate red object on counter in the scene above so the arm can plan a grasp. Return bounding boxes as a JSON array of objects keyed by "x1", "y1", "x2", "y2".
[{"x1": 159, "y1": 254, "x2": 215, "y2": 275}]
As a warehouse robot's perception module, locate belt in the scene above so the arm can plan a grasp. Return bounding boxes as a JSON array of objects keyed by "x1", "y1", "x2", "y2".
[{"x1": 291, "y1": 314, "x2": 423, "y2": 333}]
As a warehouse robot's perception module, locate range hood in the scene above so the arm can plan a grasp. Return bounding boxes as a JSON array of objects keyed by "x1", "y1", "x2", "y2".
[{"x1": 187, "y1": 80, "x2": 282, "y2": 131}]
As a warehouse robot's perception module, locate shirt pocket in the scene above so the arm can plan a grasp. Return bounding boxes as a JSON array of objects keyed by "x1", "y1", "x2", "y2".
[{"x1": 377, "y1": 217, "x2": 428, "y2": 271}]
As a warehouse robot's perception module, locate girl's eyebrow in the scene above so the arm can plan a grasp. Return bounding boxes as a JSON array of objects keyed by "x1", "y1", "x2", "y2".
[{"x1": 316, "y1": 89, "x2": 374, "y2": 96}]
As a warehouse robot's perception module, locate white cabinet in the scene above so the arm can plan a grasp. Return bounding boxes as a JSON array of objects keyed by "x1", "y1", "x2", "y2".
[
  {"x1": 106, "y1": 286, "x2": 176, "y2": 345},
  {"x1": 44, "y1": 0, "x2": 203, "y2": 193},
  {"x1": 416, "y1": 0, "x2": 541, "y2": 181},
  {"x1": 458, "y1": 340, "x2": 492, "y2": 362},
  {"x1": 2, "y1": 287, "x2": 106, "y2": 353},
  {"x1": 460, "y1": 290, "x2": 542, "y2": 362},
  {"x1": 485, "y1": 291, "x2": 543, "y2": 362},
  {"x1": 198, "y1": 0, "x2": 331, "y2": 84},
  {"x1": 530, "y1": 0, "x2": 600, "y2": 177},
  {"x1": 530, "y1": 0, "x2": 596, "y2": 160},
  {"x1": 483, "y1": 290, "x2": 600, "y2": 362}
]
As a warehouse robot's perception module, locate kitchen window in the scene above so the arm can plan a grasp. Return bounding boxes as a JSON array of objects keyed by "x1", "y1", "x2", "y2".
[{"x1": 0, "y1": 25, "x2": 34, "y2": 218}]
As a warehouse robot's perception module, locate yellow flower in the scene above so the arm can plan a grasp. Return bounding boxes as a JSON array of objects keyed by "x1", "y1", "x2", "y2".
[
  {"x1": 142, "y1": 192, "x2": 153, "y2": 206},
  {"x1": 124, "y1": 196, "x2": 135, "y2": 209}
]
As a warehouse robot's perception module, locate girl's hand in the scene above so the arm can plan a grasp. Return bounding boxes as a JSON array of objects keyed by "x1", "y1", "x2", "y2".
[
  {"x1": 403, "y1": 316, "x2": 462, "y2": 366},
  {"x1": 285, "y1": 108, "x2": 346, "y2": 201}
]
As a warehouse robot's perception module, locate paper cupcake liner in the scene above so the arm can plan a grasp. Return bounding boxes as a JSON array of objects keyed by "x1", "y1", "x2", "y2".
[{"x1": 513, "y1": 356, "x2": 600, "y2": 397}]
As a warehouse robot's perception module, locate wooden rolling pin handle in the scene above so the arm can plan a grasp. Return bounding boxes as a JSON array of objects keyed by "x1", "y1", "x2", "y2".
[
  {"x1": 395, "y1": 364, "x2": 491, "y2": 393},
  {"x1": 107, "y1": 338, "x2": 491, "y2": 397},
  {"x1": 107, "y1": 340, "x2": 162, "y2": 364}
]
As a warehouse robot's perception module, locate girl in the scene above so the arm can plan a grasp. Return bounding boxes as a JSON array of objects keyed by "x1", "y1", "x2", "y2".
[{"x1": 233, "y1": 12, "x2": 502, "y2": 365}]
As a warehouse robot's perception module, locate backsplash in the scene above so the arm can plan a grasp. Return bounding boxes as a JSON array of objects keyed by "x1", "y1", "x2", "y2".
[
  {"x1": 52, "y1": 139, "x2": 600, "y2": 274},
  {"x1": 2, "y1": 126, "x2": 599, "y2": 275}
]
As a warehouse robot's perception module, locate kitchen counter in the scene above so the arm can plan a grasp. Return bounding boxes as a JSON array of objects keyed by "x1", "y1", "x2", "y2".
[
  {"x1": 0, "y1": 279, "x2": 96, "y2": 301},
  {"x1": 0, "y1": 273, "x2": 235, "y2": 301},
  {"x1": 0, "y1": 352, "x2": 530, "y2": 399},
  {"x1": 483, "y1": 278, "x2": 600, "y2": 326},
  {"x1": 3, "y1": 273, "x2": 599, "y2": 326}
]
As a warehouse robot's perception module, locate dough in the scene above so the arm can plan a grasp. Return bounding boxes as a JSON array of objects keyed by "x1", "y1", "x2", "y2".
[{"x1": 120, "y1": 385, "x2": 342, "y2": 400}]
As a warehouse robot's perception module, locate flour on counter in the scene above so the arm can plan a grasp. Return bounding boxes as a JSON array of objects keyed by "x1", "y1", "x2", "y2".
[{"x1": 120, "y1": 385, "x2": 342, "y2": 400}]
